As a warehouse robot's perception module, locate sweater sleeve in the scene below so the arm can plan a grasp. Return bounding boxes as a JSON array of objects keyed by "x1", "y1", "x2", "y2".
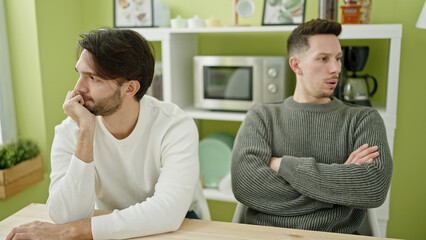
[
  {"x1": 46, "y1": 119, "x2": 96, "y2": 224},
  {"x1": 91, "y1": 116, "x2": 199, "y2": 239},
  {"x1": 278, "y1": 110, "x2": 393, "y2": 209},
  {"x1": 232, "y1": 105, "x2": 333, "y2": 216}
]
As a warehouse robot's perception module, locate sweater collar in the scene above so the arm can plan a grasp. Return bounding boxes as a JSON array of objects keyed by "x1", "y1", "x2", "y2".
[{"x1": 284, "y1": 96, "x2": 343, "y2": 112}]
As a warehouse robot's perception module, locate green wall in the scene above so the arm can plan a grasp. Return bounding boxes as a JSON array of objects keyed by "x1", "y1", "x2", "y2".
[
  {"x1": 1, "y1": 0, "x2": 49, "y2": 220},
  {"x1": 2, "y1": 0, "x2": 426, "y2": 239},
  {"x1": 371, "y1": 1, "x2": 426, "y2": 239},
  {"x1": 1, "y1": 0, "x2": 113, "y2": 220}
]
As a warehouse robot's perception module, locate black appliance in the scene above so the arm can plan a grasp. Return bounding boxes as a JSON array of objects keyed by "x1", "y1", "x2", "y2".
[{"x1": 334, "y1": 46, "x2": 378, "y2": 106}]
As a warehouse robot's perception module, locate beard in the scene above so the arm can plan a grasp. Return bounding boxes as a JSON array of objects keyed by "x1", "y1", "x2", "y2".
[
  {"x1": 321, "y1": 90, "x2": 335, "y2": 98},
  {"x1": 81, "y1": 87, "x2": 123, "y2": 116}
]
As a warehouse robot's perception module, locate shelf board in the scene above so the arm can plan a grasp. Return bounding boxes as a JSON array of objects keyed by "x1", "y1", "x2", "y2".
[
  {"x1": 184, "y1": 107, "x2": 246, "y2": 122},
  {"x1": 185, "y1": 105, "x2": 388, "y2": 123},
  {"x1": 340, "y1": 24, "x2": 402, "y2": 39},
  {"x1": 131, "y1": 24, "x2": 402, "y2": 41},
  {"x1": 131, "y1": 25, "x2": 297, "y2": 36},
  {"x1": 203, "y1": 188, "x2": 237, "y2": 203}
]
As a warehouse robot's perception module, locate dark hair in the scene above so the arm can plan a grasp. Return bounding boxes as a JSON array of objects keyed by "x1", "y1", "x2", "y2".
[
  {"x1": 77, "y1": 28, "x2": 155, "y2": 101},
  {"x1": 287, "y1": 19, "x2": 341, "y2": 57}
]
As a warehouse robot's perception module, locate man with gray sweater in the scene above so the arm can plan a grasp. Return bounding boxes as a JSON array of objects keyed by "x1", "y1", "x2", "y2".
[{"x1": 231, "y1": 19, "x2": 392, "y2": 234}]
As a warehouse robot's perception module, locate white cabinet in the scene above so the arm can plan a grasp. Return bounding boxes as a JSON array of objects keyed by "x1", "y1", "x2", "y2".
[{"x1": 133, "y1": 24, "x2": 402, "y2": 237}]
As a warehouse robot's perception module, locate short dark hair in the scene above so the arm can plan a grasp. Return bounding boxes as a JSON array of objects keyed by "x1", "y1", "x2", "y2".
[
  {"x1": 287, "y1": 19, "x2": 341, "y2": 57},
  {"x1": 77, "y1": 28, "x2": 155, "y2": 101}
]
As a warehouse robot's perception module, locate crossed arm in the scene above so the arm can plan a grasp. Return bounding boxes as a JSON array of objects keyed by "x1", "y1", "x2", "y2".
[
  {"x1": 231, "y1": 105, "x2": 393, "y2": 215},
  {"x1": 269, "y1": 143, "x2": 380, "y2": 172}
]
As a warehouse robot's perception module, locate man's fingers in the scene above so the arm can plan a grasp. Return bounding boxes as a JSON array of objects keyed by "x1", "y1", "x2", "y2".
[
  {"x1": 63, "y1": 92, "x2": 84, "y2": 111},
  {"x1": 65, "y1": 90, "x2": 83, "y2": 104},
  {"x1": 353, "y1": 151, "x2": 379, "y2": 165},
  {"x1": 10, "y1": 232, "x2": 29, "y2": 240},
  {"x1": 6, "y1": 228, "x2": 16, "y2": 240},
  {"x1": 354, "y1": 158, "x2": 373, "y2": 165},
  {"x1": 354, "y1": 145, "x2": 378, "y2": 163},
  {"x1": 345, "y1": 144, "x2": 379, "y2": 165},
  {"x1": 345, "y1": 144, "x2": 369, "y2": 164},
  {"x1": 66, "y1": 90, "x2": 77, "y2": 100},
  {"x1": 73, "y1": 94, "x2": 84, "y2": 105},
  {"x1": 269, "y1": 157, "x2": 282, "y2": 173},
  {"x1": 6, "y1": 226, "x2": 27, "y2": 240},
  {"x1": 358, "y1": 146, "x2": 378, "y2": 159}
]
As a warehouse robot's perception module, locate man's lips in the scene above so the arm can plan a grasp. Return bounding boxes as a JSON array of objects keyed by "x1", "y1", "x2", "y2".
[
  {"x1": 326, "y1": 81, "x2": 337, "y2": 88},
  {"x1": 326, "y1": 78, "x2": 339, "y2": 88}
]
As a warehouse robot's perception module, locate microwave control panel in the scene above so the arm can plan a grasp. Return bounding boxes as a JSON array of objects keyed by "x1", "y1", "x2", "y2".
[{"x1": 262, "y1": 57, "x2": 286, "y2": 103}]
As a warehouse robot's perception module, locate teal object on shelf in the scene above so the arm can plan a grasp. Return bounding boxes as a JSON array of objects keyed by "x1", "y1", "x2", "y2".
[{"x1": 199, "y1": 132, "x2": 235, "y2": 188}]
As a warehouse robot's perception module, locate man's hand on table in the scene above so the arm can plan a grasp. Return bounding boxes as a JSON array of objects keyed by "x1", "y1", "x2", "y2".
[
  {"x1": 7, "y1": 219, "x2": 92, "y2": 240},
  {"x1": 6, "y1": 209, "x2": 112, "y2": 240}
]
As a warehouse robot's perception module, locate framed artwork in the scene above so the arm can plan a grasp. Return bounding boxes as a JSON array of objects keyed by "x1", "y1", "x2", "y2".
[
  {"x1": 114, "y1": 0, "x2": 153, "y2": 28},
  {"x1": 262, "y1": 0, "x2": 306, "y2": 26}
]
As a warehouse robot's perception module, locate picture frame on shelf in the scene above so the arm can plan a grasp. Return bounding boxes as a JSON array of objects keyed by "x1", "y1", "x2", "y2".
[
  {"x1": 262, "y1": 0, "x2": 306, "y2": 26},
  {"x1": 114, "y1": 0, "x2": 153, "y2": 28}
]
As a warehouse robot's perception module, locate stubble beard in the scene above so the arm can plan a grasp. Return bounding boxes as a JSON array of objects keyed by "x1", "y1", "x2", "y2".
[
  {"x1": 321, "y1": 90, "x2": 334, "y2": 98},
  {"x1": 82, "y1": 87, "x2": 123, "y2": 116}
]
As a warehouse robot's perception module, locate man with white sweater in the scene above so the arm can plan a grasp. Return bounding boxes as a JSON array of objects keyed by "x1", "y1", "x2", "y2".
[
  {"x1": 7, "y1": 28, "x2": 205, "y2": 239},
  {"x1": 231, "y1": 19, "x2": 393, "y2": 234}
]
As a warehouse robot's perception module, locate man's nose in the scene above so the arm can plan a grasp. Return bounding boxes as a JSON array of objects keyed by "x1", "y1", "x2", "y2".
[
  {"x1": 331, "y1": 60, "x2": 342, "y2": 75},
  {"x1": 74, "y1": 77, "x2": 88, "y2": 93}
]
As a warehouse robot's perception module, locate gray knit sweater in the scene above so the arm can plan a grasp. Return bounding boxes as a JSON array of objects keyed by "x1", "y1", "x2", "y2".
[{"x1": 231, "y1": 97, "x2": 393, "y2": 234}]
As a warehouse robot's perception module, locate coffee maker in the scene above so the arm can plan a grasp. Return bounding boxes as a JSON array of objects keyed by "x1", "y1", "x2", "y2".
[{"x1": 334, "y1": 46, "x2": 378, "y2": 106}]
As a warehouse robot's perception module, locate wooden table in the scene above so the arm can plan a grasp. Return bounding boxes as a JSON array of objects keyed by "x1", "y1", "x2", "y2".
[{"x1": 0, "y1": 203, "x2": 397, "y2": 240}]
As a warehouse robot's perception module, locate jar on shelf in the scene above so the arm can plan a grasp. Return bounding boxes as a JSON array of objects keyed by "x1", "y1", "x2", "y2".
[
  {"x1": 319, "y1": 0, "x2": 338, "y2": 21},
  {"x1": 359, "y1": 0, "x2": 372, "y2": 24},
  {"x1": 341, "y1": 0, "x2": 361, "y2": 24}
]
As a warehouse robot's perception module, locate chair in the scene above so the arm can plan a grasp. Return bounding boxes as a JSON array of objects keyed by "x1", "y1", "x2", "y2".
[
  {"x1": 231, "y1": 201, "x2": 247, "y2": 223},
  {"x1": 231, "y1": 202, "x2": 380, "y2": 237},
  {"x1": 191, "y1": 181, "x2": 211, "y2": 220},
  {"x1": 360, "y1": 208, "x2": 381, "y2": 237}
]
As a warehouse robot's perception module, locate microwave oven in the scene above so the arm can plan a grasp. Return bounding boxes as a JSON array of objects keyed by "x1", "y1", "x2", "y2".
[{"x1": 194, "y1": 56, "x2": 286, "y2": 111}]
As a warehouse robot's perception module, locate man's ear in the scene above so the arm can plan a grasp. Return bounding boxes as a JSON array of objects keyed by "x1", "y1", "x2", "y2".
[
  {"x1": 289, "y1": 56, "x2": 303, "y2": 75},
  {"x1": 123, "y1": 80, "x2": 140, "y2": 96}
]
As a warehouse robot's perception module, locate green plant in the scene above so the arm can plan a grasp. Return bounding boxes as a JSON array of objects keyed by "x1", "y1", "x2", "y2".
[{"x1": 0, "y1": 139, "x2": 40, "y2": 170}]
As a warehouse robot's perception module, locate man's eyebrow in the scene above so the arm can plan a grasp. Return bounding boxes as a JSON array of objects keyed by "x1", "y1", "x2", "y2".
[
  {"x1": 315, "y1": 51, "x2": 343, "y2": 56},
  {"x1": 75, "y1": 67, "x2": 97, "y2": 76}
]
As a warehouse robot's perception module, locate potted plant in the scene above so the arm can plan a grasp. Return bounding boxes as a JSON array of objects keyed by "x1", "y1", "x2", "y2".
[{"x1": 0, "y1": 139, "x2": 44, "y2": 199}]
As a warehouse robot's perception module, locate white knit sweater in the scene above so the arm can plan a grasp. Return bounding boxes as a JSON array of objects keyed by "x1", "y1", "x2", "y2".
[{"x1": 47, "y1": 95, "x2": 200, "y2": 239}]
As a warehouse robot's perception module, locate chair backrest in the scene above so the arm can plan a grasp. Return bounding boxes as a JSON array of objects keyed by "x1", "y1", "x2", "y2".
[
  {"x1": 191, "y1": 181, "x2": 211, "y2": 220},
  {"x1": 231, "y1": 201, "x2": 247, "y2": 223},
  {"x1": 231, "y1": 201, "x2": 380, "y2": 237},
  {"x1": 361, "y1": 209, "x2": 381, "y2": 237}
]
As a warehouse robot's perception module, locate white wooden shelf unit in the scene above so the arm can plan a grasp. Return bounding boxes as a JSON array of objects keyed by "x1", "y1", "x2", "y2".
[
  {"x1": 133, "y1": 24, "x2": 402, "y2": 238},
  {"x1": 134, "y1": 25, "x2": 401, "y2": 140}
]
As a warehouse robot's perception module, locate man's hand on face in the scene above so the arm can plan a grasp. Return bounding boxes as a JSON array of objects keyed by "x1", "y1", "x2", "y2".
[
  {"x1": 63, "y1": 90, "x2": 95, "y2": 131},
  {"x1": 345, "y1": 144, "x2": 379, "y2": 165}
]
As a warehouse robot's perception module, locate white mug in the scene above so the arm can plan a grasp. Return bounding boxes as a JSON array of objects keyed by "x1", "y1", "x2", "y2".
[{"x1": 188, "y1": 15, "x2": 205, "y2": 28}]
